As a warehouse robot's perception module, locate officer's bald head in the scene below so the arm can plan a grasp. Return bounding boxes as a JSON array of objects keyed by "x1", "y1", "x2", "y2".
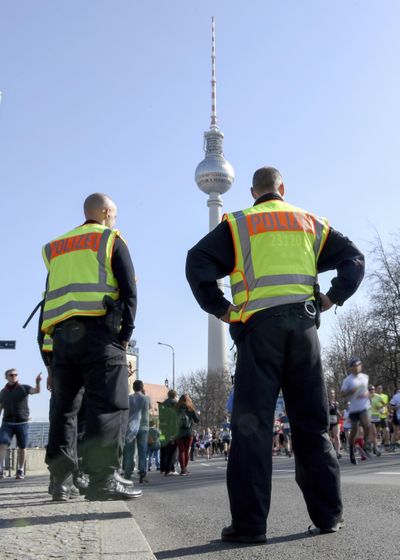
[
  {"x1": 252, "y1": 167, "x2": 283, "y2": 194},
  {"x1": 84, "y1": 193, "x2": 117, "y2": 228}
]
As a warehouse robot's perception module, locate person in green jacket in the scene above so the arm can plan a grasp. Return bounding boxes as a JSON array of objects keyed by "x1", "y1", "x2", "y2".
[{"x1": 175, "y1": 394, "x2": 200, "y2": 475}]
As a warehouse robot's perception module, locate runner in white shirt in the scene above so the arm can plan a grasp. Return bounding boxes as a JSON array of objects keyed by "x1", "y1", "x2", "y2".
[{"x1": 341, "y1": 357, "x2": 371, "y2": 465}]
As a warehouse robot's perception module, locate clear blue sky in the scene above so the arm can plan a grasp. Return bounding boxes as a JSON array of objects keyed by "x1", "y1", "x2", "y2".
[{"x1": 1, "y1": 1, "x2": 399, "y2": 420}]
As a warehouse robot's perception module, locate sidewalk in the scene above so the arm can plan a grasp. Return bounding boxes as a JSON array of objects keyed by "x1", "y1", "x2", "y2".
[{"x1": 0, "y1": 473, "x2": 156, "y2": 560}]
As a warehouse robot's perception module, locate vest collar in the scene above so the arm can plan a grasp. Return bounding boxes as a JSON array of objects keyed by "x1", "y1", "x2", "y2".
[{"x1": 253, "y1": 193, "x2": 283, "y2": 206}]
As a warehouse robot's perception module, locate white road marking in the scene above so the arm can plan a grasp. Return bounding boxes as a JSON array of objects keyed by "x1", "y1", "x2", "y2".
[{"x1": 374, "y1": 472, "x2": 400, "y2": 475}]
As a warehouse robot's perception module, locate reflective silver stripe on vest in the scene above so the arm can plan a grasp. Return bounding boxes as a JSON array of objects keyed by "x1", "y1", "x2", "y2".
[
  {"x1": 44, "y1": 243, "x2": 51, "y2": 263},
  {"x1": 97, "y1": 229, "x2": 113, "y2": 285},
  {"x1": 43, "y1": 300, "x2": 105, "y2": 321},
  {"x1": 313, "y1": 218, "x2": 325, "y2": 257},
  {"x1": 45, "y1": 283, "x2": 118, "y2": 302},
  {"x1": 233, "y1": 210, "x2": 257, "y2": 285},
  {"x1": 244, "y1": 293, "x2": 311, "y2": 311},
  {"x1": 232, "y1": 210, "x2": 321, "y2": 292},
  {"x1": 231, "y1": 273, "x2": 315, "y2": 297}
]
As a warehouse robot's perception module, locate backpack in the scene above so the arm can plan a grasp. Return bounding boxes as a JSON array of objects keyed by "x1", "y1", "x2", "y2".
[{"x1": 179, "y1": 410, "x2": 191, "y2": 431}]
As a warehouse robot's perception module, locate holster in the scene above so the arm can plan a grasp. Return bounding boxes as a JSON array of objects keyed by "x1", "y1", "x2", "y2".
[{"x1": 102, "y1": 295, "x2": 124, "y2": 334}]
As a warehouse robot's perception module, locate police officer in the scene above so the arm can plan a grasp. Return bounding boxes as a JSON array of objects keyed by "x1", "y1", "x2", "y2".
[
  {"x1": 40, "y1": 193, "x2": 142, "y2": 501},
  {"x1": 186, "y1": 167, "x2": 365, "y2": 543}
]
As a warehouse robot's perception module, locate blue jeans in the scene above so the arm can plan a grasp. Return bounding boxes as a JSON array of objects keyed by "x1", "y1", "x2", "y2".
[
  {"x1": 0, "y1": 422, "x2": 29, "y2": 448},
  {"x1": 147, "y1": 446, "x2": 160, "y2": 469},
  {"x1": 122, "y1": 429, "x2": 148, "y2": 477}
]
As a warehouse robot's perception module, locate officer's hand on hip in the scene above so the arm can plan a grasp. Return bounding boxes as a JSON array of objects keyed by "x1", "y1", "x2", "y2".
[
  {"x1": 320, "y1": 293, "x2": 333, "y2": 312},
  {"x1": 220, "y1": 304, "x2": 242, "y2": 324}
]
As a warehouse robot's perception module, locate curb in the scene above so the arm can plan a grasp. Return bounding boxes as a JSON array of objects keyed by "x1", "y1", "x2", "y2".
[
  {"x1": 0, "y1": 474, "x2": 156, "y2": 560},
  {"x1": 99, "y1": 500, "x2": 156, "y2": 559}
]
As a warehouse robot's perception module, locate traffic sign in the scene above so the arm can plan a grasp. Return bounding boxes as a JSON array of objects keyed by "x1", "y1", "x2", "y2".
[{"x1": 0, "y1": 341, "x2": 16, "y2": 349}]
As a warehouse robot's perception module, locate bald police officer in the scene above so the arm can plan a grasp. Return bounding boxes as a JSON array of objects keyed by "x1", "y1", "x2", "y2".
[
  {"x1": 40, "y1": 193, "x2": 141, "y2": 501},
  {"x1": 186, "y1": 167, "x2": 365, "y2": 543}
]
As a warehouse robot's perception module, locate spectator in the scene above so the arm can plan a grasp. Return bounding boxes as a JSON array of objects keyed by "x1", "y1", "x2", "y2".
[
  {"x1": 175, "y1": 394, "x2": 200, "y2": 475},
  {"x1": 159, "y1": 390, "x2": 179, "y2": 476},
  {"x1": 147, "y1": 420, "x2": 161, "y2": 472},
  {"x1": 123, "y1": 380, "x2": 150, "y2": 483},
  {"x1": 0, "y1": 368, "x2": 41, "y2": 479}
]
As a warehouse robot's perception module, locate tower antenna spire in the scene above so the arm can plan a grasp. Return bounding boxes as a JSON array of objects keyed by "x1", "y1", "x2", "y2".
[{"x1": 211, "y1": 16, "x2": 217, "y2": 129}]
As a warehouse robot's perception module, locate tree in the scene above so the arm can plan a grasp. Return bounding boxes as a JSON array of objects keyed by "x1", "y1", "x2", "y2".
[
  {"x1": 323, "y1": 306, "x2": 373, "y2": 394},
  {"x1": 367, "y1": 233, "x2": 400, "y2": 392},
  {"x1": 176, "y1": 368, "x2": 231, "y2": 429},
  {"x1": 323, "y1": 232, "x2": 400, "y2": 397}
]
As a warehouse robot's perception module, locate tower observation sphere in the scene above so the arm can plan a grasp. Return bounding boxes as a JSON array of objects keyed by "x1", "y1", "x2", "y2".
[{"x1": 195, "y1": 129, "x2": 235, "y2": 195}]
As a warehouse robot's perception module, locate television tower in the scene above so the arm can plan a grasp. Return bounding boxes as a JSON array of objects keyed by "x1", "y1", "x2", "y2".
[{"x1": 195, "y1": 17, "x2": 235, "y2": 374}]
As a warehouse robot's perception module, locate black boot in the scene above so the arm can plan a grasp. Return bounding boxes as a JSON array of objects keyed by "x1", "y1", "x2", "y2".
[
  {"x1": 49, "y1": 473, "x2": 80, "y2": 498},
  {"x1": 85, "y1": 476, "x2": 143, "y2": 501},
  {"x1": 52, "y1": 473, "x2": 79, "y2": 501}
]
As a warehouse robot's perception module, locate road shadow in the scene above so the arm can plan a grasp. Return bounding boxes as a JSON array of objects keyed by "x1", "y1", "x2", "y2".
[
  {"x1": 0, "y1": 510, "x2": 131, "y2": 529},
  {"x1": 155, "y1": 532, "x2": 310, "y2": 558}
]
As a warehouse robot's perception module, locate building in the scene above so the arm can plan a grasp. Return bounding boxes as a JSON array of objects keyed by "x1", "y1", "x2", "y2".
[
  {"x1": 27, "y1": 421, "x2": 49, "y2": 448},
  {"x1": 195, "y1": 17, "x2": 234, "y2": 375},
  {"x1": 143, "y1": 383, "x2": 169, "y2": 418}
]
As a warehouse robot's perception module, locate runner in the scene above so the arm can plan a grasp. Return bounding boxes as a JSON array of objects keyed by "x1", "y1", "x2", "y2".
[
  {"x1": 221, "y1": 416, "x2": 231, "y2": 461},
  {"x1": 389, "y1": 389, "x2": 400, "y2": 451},
  {"x1": 375, "y1": 385, "x2": 390, "y2": 450},
  {"x1": 328, "y1": 389, "x2": 342, "y2": 459},
  {"x1": 341, "y1": 357, "x2": 371, "y2": 465},
  {"x1": 342, "y1": 402, "x2": 352, "y2": 452},
  {"x1": 279, "y1": 411, "x2": 292, "y2": 458},
  {"x1": 368, "y1": 385, "x2": 382, "y2": 456}
]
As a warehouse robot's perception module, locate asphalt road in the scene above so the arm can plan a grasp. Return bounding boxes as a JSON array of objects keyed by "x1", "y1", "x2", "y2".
[{"x1": 129, "y1": 452, "x2": 400, "y2": 560}]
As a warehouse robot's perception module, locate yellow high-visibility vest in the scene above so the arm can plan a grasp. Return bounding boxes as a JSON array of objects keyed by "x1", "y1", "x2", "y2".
[
  {"x1": 223, "y1": 199, "x2": 329, "y2": 323},
  {"x1": 41, "y1": 223, "x2": 120, "y2": 334}
]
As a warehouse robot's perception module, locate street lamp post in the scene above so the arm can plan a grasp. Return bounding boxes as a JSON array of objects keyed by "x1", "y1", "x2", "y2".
[{"x1": 158, "y1": 342, "x2": 175, "y2": 390}]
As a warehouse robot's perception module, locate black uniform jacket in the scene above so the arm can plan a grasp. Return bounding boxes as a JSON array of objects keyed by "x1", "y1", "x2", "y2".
[{"x1": 186, "y1": 193, "x2": 365, "y2": 344}]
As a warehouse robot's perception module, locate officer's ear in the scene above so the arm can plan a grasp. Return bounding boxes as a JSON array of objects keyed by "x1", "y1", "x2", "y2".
[
  {"x1": 278, "y1": 183, "x2": 285, "y2": 198},
  {"x1": 250, "y1": 186, "x2": 258, "y2": 200}
]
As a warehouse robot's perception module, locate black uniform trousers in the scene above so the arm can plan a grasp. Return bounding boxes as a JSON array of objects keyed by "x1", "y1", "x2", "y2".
[
  {"x1": 45, "y1": 317, "x2": 129, "y2": 482},
  {"x1": 227, "y1": 303, "x2": 343, "y2": 534}
]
